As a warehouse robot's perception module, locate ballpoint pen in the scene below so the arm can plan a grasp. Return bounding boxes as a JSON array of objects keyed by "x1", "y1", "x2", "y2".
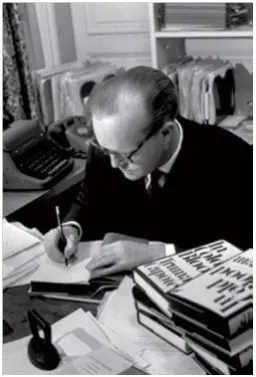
[{"x1": 55, "y1": 206, "x2": 68, "y2": 268}]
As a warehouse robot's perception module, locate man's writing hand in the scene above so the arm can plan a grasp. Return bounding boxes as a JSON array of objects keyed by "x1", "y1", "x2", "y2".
[
  {"x1": 87, "y1": 240, "x2": 165, "y2": 279},
  {"x1": 44, "y1": 225, "x2": 79, "y2": 263}
]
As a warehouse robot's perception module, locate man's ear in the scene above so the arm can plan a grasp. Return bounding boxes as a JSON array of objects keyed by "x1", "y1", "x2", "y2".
[{"x1": 160, "y1": 121, "x2": 175, "y2": 137}]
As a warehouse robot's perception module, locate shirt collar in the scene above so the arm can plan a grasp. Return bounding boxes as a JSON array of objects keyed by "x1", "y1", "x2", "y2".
[{"x1": 158, "y1": 119, "x2": 183, "y2": 174}]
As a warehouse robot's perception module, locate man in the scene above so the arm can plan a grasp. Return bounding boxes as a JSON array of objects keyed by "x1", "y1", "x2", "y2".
[{"x1": 44, "y1": 66, "x2": 252, "y2": 278}]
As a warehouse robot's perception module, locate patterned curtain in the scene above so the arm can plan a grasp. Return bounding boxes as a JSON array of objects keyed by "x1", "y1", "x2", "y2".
[{"x1": 3, "y1": 3, "x2": 37, "y2": 123}]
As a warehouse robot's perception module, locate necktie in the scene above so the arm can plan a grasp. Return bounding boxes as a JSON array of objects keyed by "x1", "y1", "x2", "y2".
[{"x1": 146, "y1": 170, "x2": 166, "y2": 196}]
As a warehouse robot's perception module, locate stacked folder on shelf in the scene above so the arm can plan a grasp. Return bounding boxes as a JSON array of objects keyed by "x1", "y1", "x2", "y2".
[
  {"x1": 32, "y1": 60, "x2": 87, "y2": 126},
  {"x1": 163, "y1": 57, "x2": 235, "y2": 125},
  {"x1": 132, "y1": 240, "x2": 253, "y2": 374},
  {"x1": 59, "y1": 61, "x2": 120, "y2": 120},
  {"x1": 162, "y1": 3, "x2": 226, "y2": 31},
  {"x1": 32, "y1": 60, "x2": 120, "y2": 127}
]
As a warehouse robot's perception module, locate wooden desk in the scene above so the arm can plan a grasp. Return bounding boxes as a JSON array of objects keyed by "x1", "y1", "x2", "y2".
[{"x1": 3, "y1": 159, "x2": 85, "y2": 218}]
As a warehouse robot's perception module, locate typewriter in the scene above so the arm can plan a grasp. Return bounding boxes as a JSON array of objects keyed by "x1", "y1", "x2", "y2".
[{"x1": 3, "y1": 119, "x2": 74, "y2": 190}]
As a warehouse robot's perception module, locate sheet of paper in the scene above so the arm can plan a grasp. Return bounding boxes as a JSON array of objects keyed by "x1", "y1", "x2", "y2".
[
  {"x1": 57, "y1": 347, "x2": 132, "y2": 375},
  {"x1": 90, "y1": 309, "x2": 149, "y2": 368},
  {"x1": 148, "y1": 353, "x2": 205, "y2": 375},
  {"x1": 3, "y1": 219, "x2": 41, "y2": 259},
  {"x1": 3, "y1": 309, "x2": 114, "y2": 375},
  {"x1": 3, "y1": 243, "x2": 45, "y2": 289},
  {"x1": 3, "y1": 244, "x2": 44, "y2": 278},
  {"x1": 11, "y1": 221, "x2": 44, "y2": 241},
  {"x1": 31, "y1": 241, "x2": 102, "y2": 283},
  {"x1": 97, "y1": 321, "x2": 149, "y2": 368},
  {"x1": 98, "y1": 276, "x2": 204, "y2": 375},
  {"x1": 57, "y1": 332, "x2": 93, "y2": 356},
  {"x1": 3, "y1": 259, "x2": 42, "y2": 289}
]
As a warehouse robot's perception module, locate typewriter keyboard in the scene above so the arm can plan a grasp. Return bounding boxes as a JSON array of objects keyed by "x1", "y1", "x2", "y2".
[{"x1": 15, "y1": 139, "x2": 72, "y2": 180}]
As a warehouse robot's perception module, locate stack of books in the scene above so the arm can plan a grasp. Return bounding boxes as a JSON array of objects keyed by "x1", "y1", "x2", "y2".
[
  {"x1": 169, "y1": 249, "x2": 253, "y2": 374},
  {"x1": 162, "y1": 3, "x2": 226, "y2": 31},
  {"x1": 132, "y1": 240, "x2": 253, "y2": 374}
]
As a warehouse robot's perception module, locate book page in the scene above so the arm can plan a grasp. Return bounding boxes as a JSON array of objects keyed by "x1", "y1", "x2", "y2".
[{"x1": 31, "y1": 241, "x2": 102, "y2": 284}]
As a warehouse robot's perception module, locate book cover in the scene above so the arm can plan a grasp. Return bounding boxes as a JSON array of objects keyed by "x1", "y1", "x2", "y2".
[
  {"x1": 133, "y1": 240, "x2": 242, "y2": 317},
  {"x1": 168, "y1": 249, "x2": 252, "y2": 336},
  {"x1": 192, "y1": 354, "x2": 222, "y2": 375},
  {"x1": 133, "y1": 286, "x2": 186, "y2": 335},
  {"x1": 29, "y1": 278, "x2": 119, "y2": 304},
  {"x1": 133, "y1": 285, "x2": 182, "y2": 332}
]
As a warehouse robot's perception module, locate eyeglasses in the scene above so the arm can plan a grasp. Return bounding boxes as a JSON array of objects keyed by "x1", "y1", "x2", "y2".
[{"x1": 91, "y1": 122, "x2": 162, "y2": 163}]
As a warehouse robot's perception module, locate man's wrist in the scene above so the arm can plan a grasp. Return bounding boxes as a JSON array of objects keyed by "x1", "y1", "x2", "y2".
[{"x1": 62, "y1": 221, "x2": 83, "y2": 240}]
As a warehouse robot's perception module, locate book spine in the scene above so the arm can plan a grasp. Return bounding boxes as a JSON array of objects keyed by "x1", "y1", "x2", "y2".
[
  {"x1": 135, "y1": 300, "x2": 177, "y2": 331},
  {"x1": 137, "y1": 310, "x2": 190, "y2": 354},
  {"x1": 192, "y1": 355, "x2": 224, "y2": 375},
  {"x1": 186, "y1": 335, "x2": 253, "y2": 369},
  {"x1": 228, "y1": 306, "x2": 253, "y2": 336},
  {"x1": 133, "y1": 269, "x2": 171, "y2": 317},
  {"x1": 187, "y1": 330, "x2": 252, "y2": 357},
  {"x1": 28, "y1": 291, "x2": 101, "y2": 304},
  {"x1": 173, "y1": 314, "x2": 251, "y2": 354},
  {"x1": 137, "y1": 304, "x2": 185, "y2": 337},
  {"x1": 168, "y1": 294, "x2": 252, "y2": 337}
]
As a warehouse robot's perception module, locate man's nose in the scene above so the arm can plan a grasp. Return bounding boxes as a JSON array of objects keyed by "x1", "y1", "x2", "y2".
[
  {"x1": 110, "y1": 154, "x2": 127, "y2": 169},
  {"x1": 110, "y1": 154, "x2": 120, "y2": 168}
]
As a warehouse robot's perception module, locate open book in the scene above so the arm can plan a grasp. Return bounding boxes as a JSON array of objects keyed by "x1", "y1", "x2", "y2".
[{"x1": 29, "y1": 233, "x2": 161, "y2": 302}]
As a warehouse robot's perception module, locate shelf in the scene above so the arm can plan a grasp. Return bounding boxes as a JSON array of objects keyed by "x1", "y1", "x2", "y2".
[{"x1": 154, "y1": 29, "x2": 253, "y2": 39}]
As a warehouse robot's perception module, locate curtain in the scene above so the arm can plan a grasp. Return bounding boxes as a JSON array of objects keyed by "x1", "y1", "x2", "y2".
[{"x1": 3, "y1": 3, "x2": 37, "y2": 122}]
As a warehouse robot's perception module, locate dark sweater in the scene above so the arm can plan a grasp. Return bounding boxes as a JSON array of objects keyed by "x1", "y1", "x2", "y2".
[{"x1": 64, "y1": 116, "x2": 252, "y2": 251}]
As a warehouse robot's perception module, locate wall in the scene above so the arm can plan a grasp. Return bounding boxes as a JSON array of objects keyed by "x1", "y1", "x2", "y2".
[
  {"x1": 70, "y1": 3, "x2": 151, "y2": 69},
  {"x1": 23, "y1": 3, "x2": 77, "y2": 70},
  {"x1": 54, "y1": 3, "x2": 76, "y2": 64},
  {"x1": 23, "y1": 2, "x2": 252, "y2": 91},
  {"x1": 19, "y1": 3, "x2": 45, "y2": 71}
]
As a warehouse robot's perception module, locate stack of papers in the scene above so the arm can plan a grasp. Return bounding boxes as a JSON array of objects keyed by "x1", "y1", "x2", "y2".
[
  {"x1": 3, "y1": 309, "x2": 148, "y2": 375},
  {"x1": 97, "y1": 276, "x2": 205, "y2": 375},
  {"x1": 3, "y1": 219, "x2": 45, "y2": 289}
]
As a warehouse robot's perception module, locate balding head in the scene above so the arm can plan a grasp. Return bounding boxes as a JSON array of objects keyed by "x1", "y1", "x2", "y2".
[
  {"x1": 88, "y1": 66, "x2": 178, "y2": 136},
  {"x1": 86, "y1": 66, "x2": 179, "y2": 180}
]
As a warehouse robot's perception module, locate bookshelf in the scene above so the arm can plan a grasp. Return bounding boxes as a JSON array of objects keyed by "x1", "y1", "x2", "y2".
[
  {"x1": 149, "y1": 3, "x2": 253, "y2": 68},
  {"x1": 154, "y1": 29, "x2": 253, "y2": 40},
  {"x1": 148, "y1": 3, "x2": 253, "y2": 144}
]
